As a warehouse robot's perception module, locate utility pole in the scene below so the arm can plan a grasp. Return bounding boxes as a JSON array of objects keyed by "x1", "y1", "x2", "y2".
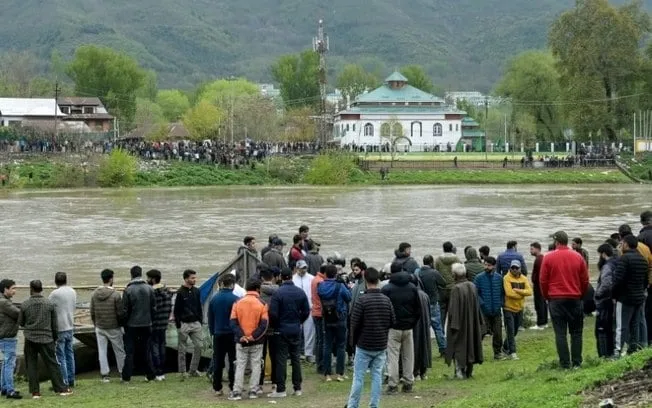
[
  {"x1": 54, "y1": 81, "x2": 61, "y2": 144},
  {"x1": 484, "y1": 96, "x2": 488, "y2": 159},
  {"x1": 313, "y1": 19, "x2": 329, "y2": 145}
]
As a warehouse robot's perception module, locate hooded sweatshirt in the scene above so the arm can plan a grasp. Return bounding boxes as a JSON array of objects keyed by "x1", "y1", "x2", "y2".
[
  {"x1": 392, "y1": 250, "x2": 420, "y2": 274},
  {"x1": 435, "y1": 253, "x2": 461, "y2": 304},
  {"x1": 91, "y1": 286, "x2": 123, "y2": 330},
  {"x1": 464, "y1": 248, "x2": 484, "y2": 282},
  {"x1": 381, "y1": 271, "x2": 421, "y2": 330}
]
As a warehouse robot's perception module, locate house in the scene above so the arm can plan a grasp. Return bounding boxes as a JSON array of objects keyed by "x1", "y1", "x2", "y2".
[
  {"x1": 333, "y1": 72, "x2": 473, "y2": 151},
  {"x1": 0, "y1": 98, "x2": 67, "y2": 127},
  {"x1": 459, "y1": 117, "x2": 486, "y2": 152},
  {"x1": 57, "y1": 97, "x2": 113, "y2": 132}
]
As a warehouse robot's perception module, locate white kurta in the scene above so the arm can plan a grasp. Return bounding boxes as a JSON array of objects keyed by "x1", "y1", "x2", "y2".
[{"x1": 293, "y1": 273, "x2": 315, "y2": 357}]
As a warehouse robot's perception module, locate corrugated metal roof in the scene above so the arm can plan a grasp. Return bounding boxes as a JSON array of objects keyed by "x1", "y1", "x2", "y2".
[
  {"x1": 354, "y1": 84, "x2": 445, "y2": 104},
  {"x1": 57, "y1": 97, "x2": 103, "y2": 106},
  {"x1": 0, "y1": 98, "x2": 66, "y2": 117}
]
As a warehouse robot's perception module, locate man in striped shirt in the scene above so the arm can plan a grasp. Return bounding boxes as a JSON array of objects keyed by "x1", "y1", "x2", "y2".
[{"x1": 345, "y1": 268, "x2": 395, "y2": 408}]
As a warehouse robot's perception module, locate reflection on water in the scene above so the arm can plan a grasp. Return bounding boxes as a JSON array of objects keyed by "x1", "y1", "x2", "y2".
[{"x1": 1, "y1": 185, "x2": 650, "y2": 286}]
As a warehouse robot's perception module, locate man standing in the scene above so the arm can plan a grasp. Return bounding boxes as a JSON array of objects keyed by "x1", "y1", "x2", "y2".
[
  {"x1": 19, "y1": 280, "x2": 72, "y2": 398},
  {"x1": 346, "y1": 268, "x2": 395, "y2": 408},
  {"x1": 595, "y1": 244, "x2": 617, "y2": 358},
  {"x1": 392, "y1": 243, "x2": 420, "y2": 275},
  {"x1": 304, "y1": 241, "x2": 324, "y2": 276},
  {"x1": 497, "y1": 241, "x2": 528, "y2": 276},
  {"x1": 263, "y1": 238, "x2": 288, "y2": 270},
  {"x1": 502, "y1": 260, "x2": 532, "y2": 360},
  {"x1": 613, "y1": 235, "x2": 649, "y2": 357},
  {"x1": 0, "y1": 279, "x2": 22, "y2": 399},
  {"x1": 540, "y1": 231, "x2": 589, "y2": 369},
  {"x1": 572, "y1": 238, "x2": 590, "y2": 266},
  {"x1": 420, "y1": 255, "x2": 447, "y2": 356},
  {"x1": 289, "y1": 235, "x2": 305, "y2": 269},
  {"x1": 292, "y1": 260, "x2": 314, "y2": 362},
  {"x1": 381, "y1": 262, "x2": 421, "y2": 393},
  {"x1": 229, "y1": 279, "x2": 269, "y2": 401},
  {"x1": 310, "y1": 265, "x2": 327, "y2": 375},
  {"x1": 259, "y1": 268, "x2": 279, "y2": 390},
  {"x1": 208, "y1": 274, "x2": 239, "y2": 396},
  {"x1": 435, "y1": 241, "x2": 461, "y2": 327},
  {"x1": 444, "y1": 264, "x2": 483, "y2": 379},
  {"x1": 174, "y1": 269, "x2": 204, "y2": 378},
  {"x1": 269, "y1": 268, "x2": 310, "y2": 398},
  {"x1": 473, "y1": 256, "x2": 504, "y2": 360},
  {"x1": 640, "y1": 210, "x2": 652, "y2": 250},
  {"x1": 49, "y1": 272, "x2": 77, "y2": 388},
  {"x1": 237, "y1": 236, "x2": 259, "y2": 258},
  {"x1": 122, "y1": 265, "x2": 156, "y2": 383},
  {"x1": 90, "y1": 269, "x2": 125, "y2": 382},
  {"x1": 318, "y1": 264, "x2": 352, "y2": 383},
  {"x1": 529, "y1": 242, "x2": 548, "y2": 330},
  {"x1": 146, "y1": 269, "x2": 173, "y2": 381}
]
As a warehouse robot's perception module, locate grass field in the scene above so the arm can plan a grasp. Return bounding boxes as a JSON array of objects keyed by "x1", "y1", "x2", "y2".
[
  {"x1": 8, "y1": 318, "x2": 652, "y2": 408},
  {"x1": 359, "y1": 152, "x2": 532, "y2": 161}
]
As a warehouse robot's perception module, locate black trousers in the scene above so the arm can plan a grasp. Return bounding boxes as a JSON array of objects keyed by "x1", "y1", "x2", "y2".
[
  {"x1": 313, "y1": 317, "x2": 324, "y2": 374},
  {"x1": 212, "y1": 334, "x2": 236, "y2": 392},
  {"x1": 549, "y1": 299, "x2": 584, "y2": 369},
  {"x1": 149, "y1": 329, "x2": 167, "y2": 377},
  {"x1": 482, "y1": 313, "x2": 503, "y2": 356},
  {"x1": 259, "y1": 334, "x2": 278, "y2": 386},
  {"x1": 646, "y1": 288, "x2": 652, "y2": 344},
  {"x1": 122, "y1": 326, "x2": 155, "y2": 382},
  {"x1": 503, "y1": 310, "x2": 522, "y2": 355},
  {"x1": 595, "y1": 303, "x2": 615, "y2": 358},
  {"x1": 533, "y1": 282, "x2": 549, "y2": 326},
  {"x1": 24, "y1": 340, "x2": 66, "y2": 394},
  {"x1": 275, "y1": 333, "x2": 302, "y2": 393}
]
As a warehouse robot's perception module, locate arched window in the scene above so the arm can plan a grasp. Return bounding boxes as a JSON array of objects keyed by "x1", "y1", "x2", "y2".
[
  {"x1": 411, "y1": 121, "x2": 422, "y2": 137},
  {"x1": 392, "y1": 123, "x2": 403, "y2": 137},
  {"x1": 380, "y1": 123, "x2": 390, "y2": 137},
  {"x1": 364, "y1": 123, "x2": 374, "y2": 136},
  {"x1": 433, "y1": 123, "x2": 443, "y2": 137}
]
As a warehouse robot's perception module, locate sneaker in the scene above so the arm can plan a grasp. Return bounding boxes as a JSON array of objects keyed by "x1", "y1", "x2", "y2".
[
  {"x1": 59, "y1": 388, "x2": 73, "y2": 396},
  {"x1": 325, "y1": 376, "x2": 332, "y2": 382},
  {"x1": 6, "y1": 391, "x2": 22, "y2": 400},
  {"x1": 101, "y1": 375, "x2": 110, "y2": 383},
  {"x1": 401, "y1": 384, "x2": 413, "y2": 393},
  {"x1": 510, "y1": 353, "x2": 519, "y2": 360},
  {"x1": 255, "y1": 387, "x2": 263, "y2": 396},
  {"x1": 336, "y1": 376, "x2": 346, "y2": 382},
  {"x1": 529, "y1": 325, "x2": 544, "y2": 330},
  {"x1": 155, "y1": 376, "x2": 165, "y2": 382},
  {"x1": 248, "y1": 391, "x2": 258, "y2": 399},
  {"x1": 494, "y1": 353, "x2": 507, "y2": 361},
  {"x1": 32, "y1": 393, "x2": 41, "y2": 399},
  {"x1": 189, "y1": 371, "x2": 204, "y2": 378},
  {"x1": 293, "y1": 390, "x2": 302, "y2": 396},
  {"x1": 386, "y1": 386, "x2": 398, "y2": 395},
  {"x1": 306, "y1": 356, "x2": 315, "y2": 364},
  {"x1": 227, "y1": 392, "x2": 242, "y2": 401},
  {"x1": 267, "y1": 391, "x2": 287, "y2": 398},
  {"x1": 214, "y1": 390, "x2": 224, "y2": 397}
]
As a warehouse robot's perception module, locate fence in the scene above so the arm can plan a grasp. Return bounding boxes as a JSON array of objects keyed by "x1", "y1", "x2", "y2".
[{"x1": 359, "y1": 159, "x2": 617, "y2": 171}]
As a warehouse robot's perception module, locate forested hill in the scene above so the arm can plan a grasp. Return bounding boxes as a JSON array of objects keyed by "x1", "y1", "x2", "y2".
[{"x1": 3, "y1": 0, "x2": 646, "y2": 90}]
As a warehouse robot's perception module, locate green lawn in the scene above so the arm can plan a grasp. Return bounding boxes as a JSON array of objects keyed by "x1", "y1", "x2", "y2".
[{"x1": 9, "y1": 317, "x2": 652, "y2": 407}]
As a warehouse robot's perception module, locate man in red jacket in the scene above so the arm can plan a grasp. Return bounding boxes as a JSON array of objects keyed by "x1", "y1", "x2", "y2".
[{"x1": 540, "y1": 231, "x2": 589, "y2": 369}]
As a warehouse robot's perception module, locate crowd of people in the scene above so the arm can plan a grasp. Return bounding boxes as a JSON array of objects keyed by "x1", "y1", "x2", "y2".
[{"x1": 0, "y1": 214, "x2": 650, "y2": 406}]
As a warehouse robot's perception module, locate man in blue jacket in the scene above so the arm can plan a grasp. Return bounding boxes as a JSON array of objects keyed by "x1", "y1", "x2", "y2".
[
  {"x1": 497, "y1": 241, "x2": 528, "y2": 276},
  {"x1": 268, "y1": 268, "x2": 310, "y2": 398},
  {"x1": 318, "y1": 264, "x2": 352, "y2": 382},
  {"x1": 473, "y1": 256, "x2": 505, "y2": 360},
  {"x1": 208, "y1": 274, "x2": 239, "y2": 396}
]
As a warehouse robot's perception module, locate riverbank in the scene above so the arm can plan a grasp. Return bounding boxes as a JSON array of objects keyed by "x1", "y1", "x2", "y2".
[
  {"x1": 7, "y1": 323, "x2": 652, "y2": 407},
  {"x1": 0, "y1": 156, "x2": 632, "y2": 188}
]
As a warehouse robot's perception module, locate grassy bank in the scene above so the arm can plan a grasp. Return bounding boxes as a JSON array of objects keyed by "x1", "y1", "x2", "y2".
[
  {"x1": 0, "y1": 155, "x2": 632, "y2": 188},
  {"x1": 7, "y1": 319, "x2": 652, "y2": 407}
]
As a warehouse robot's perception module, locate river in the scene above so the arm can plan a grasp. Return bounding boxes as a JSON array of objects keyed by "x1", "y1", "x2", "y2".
[{"x1": 0, "y1": 184, "x2": 649, "y2": 288}]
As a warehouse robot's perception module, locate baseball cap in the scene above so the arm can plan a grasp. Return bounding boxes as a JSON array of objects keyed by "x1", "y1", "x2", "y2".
[
  {"x1": 280, "y1": 268, "x2": 293, "y2": 279},
  {"x1": 510, "y1": 260, "x2": 521, "y2": 269},
  {"x1": 296, "y1": 260, "x2": 308, "y2": 269},
  {"x1": 272, "y1": 237, "x2": 285, "y2": 246},
  {"x1": 550, "y1": 231, "x2": 568, "y2": 243}
]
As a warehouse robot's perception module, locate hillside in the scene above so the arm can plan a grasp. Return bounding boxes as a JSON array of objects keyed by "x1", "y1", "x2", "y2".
[{"x1": 1, "y1": 0, "x2": 643, "y2": 91}]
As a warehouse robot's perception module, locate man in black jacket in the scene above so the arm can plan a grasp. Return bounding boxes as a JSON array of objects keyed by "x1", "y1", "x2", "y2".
[
  {"x1": 381, "y1": 262, "x2": 421, "y2": 394},
  {"x1": 640, "y1": 211, "x2": 652, "y2": 251},
  {"x1": 174, "y1": 269, "x2": 203, "y2": 378},
  {"x1": 346, "y1": 268, "x2": 395, "y2": 408},
  {"x1": 392, "y1": 243, "x2": 420, "y2": 275},
  {"x1": 613, "y1": 235, "x2": 649, "y2": 357},
  {"x1": 122, "y1": 266, "x2": 156, "y2": 383},
  {"x1": 419, "y1": 255, "x2": 447, "y2": 355}
]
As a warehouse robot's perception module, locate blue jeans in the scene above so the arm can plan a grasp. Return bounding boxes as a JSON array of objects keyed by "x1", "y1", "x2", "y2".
[
  {"x1": 323, "y1": 324, "x2": 346, "y2": 376},
  {"x1": 55, "y1": 330, "x2": 75, "y2": 386},
  {"x1": 0, "y1": 338, "x2": 17, "y2": 393},
  {"x1": 430, "y1": 303, "x2": 446, "y2": 353},
  {"x1": 346, "y1": 347, "x2": 386, "y2": 408}
]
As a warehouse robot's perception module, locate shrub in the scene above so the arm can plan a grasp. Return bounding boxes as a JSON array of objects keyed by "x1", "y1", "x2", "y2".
[
  {"x1": 98, "y1": 149, "x2": 137, "y2": 187},
  {"x1": 49, "y1": 164, "x2": 86, "y2": 188},
  {"x1": 304, "y1": 152, "x2": 359, "y2": 185}
]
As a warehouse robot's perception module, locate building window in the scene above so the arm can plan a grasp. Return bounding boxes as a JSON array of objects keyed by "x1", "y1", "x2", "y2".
[
  {"x1": 364, "y1": 123, "x2": 374, "y2": 136},
  {"x1": 380, "y1": 123, "x2": 390, "y2": 137},
  {"x1": 353, "y1": 124, "x2": 356, "y2": 132},
  {"x1": 433, "y1": 123, "x2": 443, "y2": 137},
  {"x1": 346, "y1": 124, "x2": 349, "y2": 131},
  {"x1": 83, "y1": 106, "x2": 94, "y2": 114},
  {"x1": 449, "y1": 124, "x2": 453, "y2": 131},
  {"x1": 455, "y1": 124, "x2": 459, "y2": 131},
  {"x1": 392, "y1": 123, "x2": 403, "y2": 137},
  {"x1": 60, "y1": 106, "x2": 70, "y2": 114},
  {"x1": 411, "y1": 121, "x2": 422, "y2": 137}
]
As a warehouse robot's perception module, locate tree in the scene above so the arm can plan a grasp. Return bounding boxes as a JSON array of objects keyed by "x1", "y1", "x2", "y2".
[
  {"x1": 66, "y1": 45, "x2": 147, "y2": 127},
  {"x1": 156, "y1": 90, "x2": 190, "y2": 122},
  {"x1": 549, "y1": 0, "x2": 650, "y2": 141},
  {"x1": 182, "y1": 100, "x2": 223, "y2": 141},
  {"x1": 336, "y1": 64, "x2": 380, "y2": 102},
  {"x1": 280, "y1": 106, "x2": 316, "y2": 142},
  {"x1": 136, "y1": 70, "x2": 159, "y2": 101},
  {"x1": 496, "y1": 50, "x2": 565, "y2": 142},
  {"x1": 134, "y1": 98, "x2": 166, "y2": 139},
  {"x1": 271, "y1": 50, "x2": 320, "y2": 108},
  {"x1": 400, "y1": 65, "x2": 434, "y2": 93},
  {"x1": 233, "y1": 95, "x2": 279, "y2": 141}
]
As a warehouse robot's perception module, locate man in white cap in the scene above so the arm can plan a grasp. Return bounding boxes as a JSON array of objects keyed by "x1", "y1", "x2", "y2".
[{"x1": 292, "y1": 260, "x2": 315, "y2": 362}]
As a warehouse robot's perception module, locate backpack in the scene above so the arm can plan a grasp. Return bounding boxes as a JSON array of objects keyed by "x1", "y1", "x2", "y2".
[{"x1": 321, "y1": 283, "x2": 341, "y2": 327}]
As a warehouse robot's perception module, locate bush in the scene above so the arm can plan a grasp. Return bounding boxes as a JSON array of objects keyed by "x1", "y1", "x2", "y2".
[
  {"x1": 265, "y1": 156, "x2": 307, "y2": 184},
  {"x1": 98, "y1": 149, "x2": 138, "y2": 187},
  {"x1": 304, "y1": 152, "x2": 359, "y2": 185},
  {"x1": 50, "y1": 164, "x2": 86, "y2": 188}
]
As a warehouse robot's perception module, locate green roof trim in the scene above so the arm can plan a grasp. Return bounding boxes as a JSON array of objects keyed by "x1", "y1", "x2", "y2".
[
  {"x1": 385, "y1": 71, "x2": 409, "y2": 82},
  {"x1": 462, "y1": 117, "x2": 480, "y2": 126},
  {"x1": 340, "y1": 106, "x2": 466, "y2": 115},
  {"x1": 462, "y1": 129, "x2": 485, "y2": 137},
  {"x1": 355, "y1": 84, "x2": 445, "y2": 104}
]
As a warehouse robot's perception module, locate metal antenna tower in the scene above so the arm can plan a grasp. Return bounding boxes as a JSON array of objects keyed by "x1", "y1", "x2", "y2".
[{"x1": 313, "y1": 19, "x2": 329, "y2": 145}]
